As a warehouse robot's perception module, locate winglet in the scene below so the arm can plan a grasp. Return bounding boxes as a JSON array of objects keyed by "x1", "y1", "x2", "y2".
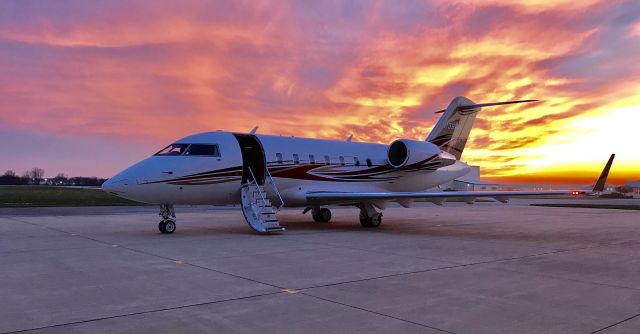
[
  {"x1": 593, "y1": 153, "x2": 615, "y2": 192},
  {"x1": 346, "y1": 134, "x2": 353, "y2": 142},
  {"x1": 249, "y1": 126, "x2": 259, "y2": 134}
]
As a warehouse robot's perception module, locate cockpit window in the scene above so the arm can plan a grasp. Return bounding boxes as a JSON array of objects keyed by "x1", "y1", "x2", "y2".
[
  {"x1": 154, "y1": 144, "x2": 190, "y2": 156},
  {"x1": 154, "y1": 143, "x2": 220, "y2": 156},
  {"x1": 185, "y1": 144, "x2": 220, "y2": 157}
]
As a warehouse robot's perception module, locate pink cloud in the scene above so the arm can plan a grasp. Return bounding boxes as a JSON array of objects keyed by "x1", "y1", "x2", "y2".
[{"x1": 1, "y1": 0, "x2": 638, "y2": 182}]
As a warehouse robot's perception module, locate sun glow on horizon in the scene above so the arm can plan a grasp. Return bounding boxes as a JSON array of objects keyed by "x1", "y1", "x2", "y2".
[{"x1": 467, "y1": 103, "x2": 640, "y2": 184}]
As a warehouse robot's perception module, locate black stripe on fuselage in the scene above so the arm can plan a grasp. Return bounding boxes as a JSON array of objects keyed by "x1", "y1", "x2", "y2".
[{"x1": 143, "y1": 155, "x2": 441, "y2": 185}]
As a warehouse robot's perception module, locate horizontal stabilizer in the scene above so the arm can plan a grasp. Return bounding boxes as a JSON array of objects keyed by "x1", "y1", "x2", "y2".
[{"x1": 435, "y1": 99, "x2": 539, "y2": 113}]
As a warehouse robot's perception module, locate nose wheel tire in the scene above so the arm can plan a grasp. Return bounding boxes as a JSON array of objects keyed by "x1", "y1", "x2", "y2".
[
  {"x1": 159, "y1": 220, "x2": 176, "y2": 234},
  {"x1": 312, "y1": 208, "x2": 332, "y2": 223}
]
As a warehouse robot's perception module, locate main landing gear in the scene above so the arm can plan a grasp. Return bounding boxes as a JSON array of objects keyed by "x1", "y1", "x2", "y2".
[
  {"x1": 158, "y1": 204, "x2": 176, "y2": 234},
  {"x1": 305, "y1": 204, "x2": 382, "y2": 228},
  {"x1": 312, "y1": 207, "x2": 332, "y2": 223},
  {"x1": 359, "y1": 202, "x2": 382, "y2": 228}
]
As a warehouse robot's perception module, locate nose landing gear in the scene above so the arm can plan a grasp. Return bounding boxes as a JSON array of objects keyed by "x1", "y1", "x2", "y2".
[{"x1": 158, "y1": 204, "x2": 176, "y2": 234}]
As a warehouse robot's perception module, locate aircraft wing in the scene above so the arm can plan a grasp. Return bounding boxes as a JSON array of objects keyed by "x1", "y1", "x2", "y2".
[
  {"x1": 306, "y1": 190, "x2": 584, "y2": 205},
  {"x1": 306, "y1": 154, "x2": 612, "y2": 206}
]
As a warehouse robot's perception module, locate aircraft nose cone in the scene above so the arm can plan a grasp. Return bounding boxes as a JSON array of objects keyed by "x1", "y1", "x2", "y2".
[{"x1": 102, "y1": 178, "x2": 129, "y2": 195}]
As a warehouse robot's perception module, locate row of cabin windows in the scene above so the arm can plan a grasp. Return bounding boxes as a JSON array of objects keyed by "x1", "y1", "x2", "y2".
[
  {"x1": 153, "y1": 144, "x2": 373, "y2": 167},
  {"x1": 275, "y1": 153, "x2": 372, "y2": 167}
]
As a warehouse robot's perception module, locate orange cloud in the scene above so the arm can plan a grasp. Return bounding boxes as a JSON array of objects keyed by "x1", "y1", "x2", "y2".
[{"x1": 0, "y1": 0, "x2": 638, "y2": 182}]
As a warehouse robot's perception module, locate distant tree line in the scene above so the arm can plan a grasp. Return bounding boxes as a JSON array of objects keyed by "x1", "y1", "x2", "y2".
[{"x1": 0, "y1": 169, "x2": 107, "y2": 187}]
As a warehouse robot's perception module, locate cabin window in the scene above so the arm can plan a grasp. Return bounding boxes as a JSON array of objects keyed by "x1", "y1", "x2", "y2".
[
  {"x1": 339, "y1": 156, "x2": 345, "y2": 166},
  {"x1": 366, "y1": 158, "x2": 372, "y2": 167},
  {"x1": 309, "y1": 154, "x2": 315, "y2": 164},
  {"x1": 293, "y1": 154, "x2": 299, "y2": 164},
  {"x1": 154, "y1": 143, "x2": 190, "y2": 156},
  {"x1": 184, "y1": 144, "x2": 220, "y2": 157},
  {"x1": 354, "y1": 157, "x2": 360, "y2": 166},
  {"x1": 276, "y1": 153, "x2": 283, "y2": 164},
  {"x1": 324, "y1": 155, "x2": 331, "y2": 165}
]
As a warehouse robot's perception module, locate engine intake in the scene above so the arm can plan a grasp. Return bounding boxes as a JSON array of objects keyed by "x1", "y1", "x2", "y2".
[{"x1": 388, "y1": 139, "x2": 441, "y2": 168}]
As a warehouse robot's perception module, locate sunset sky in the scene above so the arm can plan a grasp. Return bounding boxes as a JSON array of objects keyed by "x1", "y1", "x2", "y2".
[{"x1": 1, "y1": 0, "x2": 638, "y2": 184}]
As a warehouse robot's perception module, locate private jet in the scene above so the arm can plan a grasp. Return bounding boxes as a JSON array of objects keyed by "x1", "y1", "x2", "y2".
[{"x1": 102, "y1": 96, "x2": 610, "y2": 234}]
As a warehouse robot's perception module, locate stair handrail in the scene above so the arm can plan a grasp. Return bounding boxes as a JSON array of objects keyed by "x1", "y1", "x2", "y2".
[
  {"x1": 246, "y1": 166, "x2": 269, "y2": 205},
  {"x1": 265, "y1": 166, "x2": 285, "y2": 209}
]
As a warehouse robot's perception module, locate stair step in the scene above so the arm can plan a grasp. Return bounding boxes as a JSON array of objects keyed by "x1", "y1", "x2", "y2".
[{"x1": 240, "y1": 183, "x2": 283, "y2": 234}]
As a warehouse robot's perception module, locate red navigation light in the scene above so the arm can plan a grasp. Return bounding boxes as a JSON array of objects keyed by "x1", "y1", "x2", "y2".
[{"x1": 570, "y1": 191, "x2": 580, "y2": 196}]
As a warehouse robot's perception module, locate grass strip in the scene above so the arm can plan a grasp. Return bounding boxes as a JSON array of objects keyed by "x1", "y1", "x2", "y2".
[{"x1": 0, "y1": 185, "x2": 142, "y2": 207}]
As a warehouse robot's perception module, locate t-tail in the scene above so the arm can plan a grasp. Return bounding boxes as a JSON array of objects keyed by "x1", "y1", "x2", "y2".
[
  {"x1": 426, "y1": 96, "x2": 538, "y2": 160},
  {"x1": 592, "y1": 153, "x2": 615, "y2": 192}
]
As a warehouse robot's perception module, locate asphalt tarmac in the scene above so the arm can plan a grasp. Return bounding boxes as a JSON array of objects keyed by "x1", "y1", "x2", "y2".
[{"x1": 1, "y1": 200, "x2": 639, "y2": 333}]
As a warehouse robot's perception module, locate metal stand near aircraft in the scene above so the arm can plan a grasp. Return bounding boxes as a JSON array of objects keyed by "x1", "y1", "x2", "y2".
[{"x1": 102, "y1": 96, "x2": 613, "y2": 234}]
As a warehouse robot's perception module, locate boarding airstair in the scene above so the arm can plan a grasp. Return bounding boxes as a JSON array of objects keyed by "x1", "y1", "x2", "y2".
[{"x1": 240, "y1": 167, "x2": 285, "y2": 233}]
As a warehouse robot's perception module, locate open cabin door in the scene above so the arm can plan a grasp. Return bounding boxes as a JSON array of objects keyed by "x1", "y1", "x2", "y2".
[
  {"x1": 233, "y1": 134, "x2": 266, "y2": 185},
  {"x1": 234, "y1": 133, "x2": 283, "y2": 233}
]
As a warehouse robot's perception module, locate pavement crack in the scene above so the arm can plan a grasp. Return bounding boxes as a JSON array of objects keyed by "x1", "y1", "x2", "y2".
[
  {"x1": 299, "y1": 292, "x2": 456, "y2": 333},
  {"x1": 295, "y1": 245, "x2": 613, "y2": 291},
  {"x1": 5, "y1": 217, "x2": 286, "y2": 290},
  {"x1": 590, "y1": 312, "x2": 640, "y2": 333},
  {"x1": 116, "y1": 244, "x2": 287, "y2": 289},
  {"x1": 493, "y1": 266, "x2": 640, "y2": 292},
  {"x1": 1, "y1": 291, "x2": 284, "y2": 334}
]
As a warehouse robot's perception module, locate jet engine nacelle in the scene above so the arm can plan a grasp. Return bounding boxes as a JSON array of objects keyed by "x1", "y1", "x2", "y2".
[{"x1": 387, "y1": 139, "x2": 441, "y2": 168}]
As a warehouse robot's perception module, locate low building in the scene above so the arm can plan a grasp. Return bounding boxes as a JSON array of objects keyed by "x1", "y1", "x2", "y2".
[
  {"x1": 583, "y1": 184, "x2": 617, "y2": 193},
  {"x1": 453, "y1": 180, "x2": 500, "y2": 191},
  {"x1": 432, "y1": 165, "x2": 501, "y2": 191},
  {"x1": 624, "y1": 181, "x2": 640, "y2": 197}
]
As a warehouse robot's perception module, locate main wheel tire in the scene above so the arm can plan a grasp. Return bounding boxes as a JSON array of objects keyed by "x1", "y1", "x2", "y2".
[
  {"x1": 163, "y1": 220, "x2": 176, "y2": 233},
  {"x1": 312, "y1": 208, "x2": 332, "y2": 223},
  {"x1": 159, "y1": 220, "x2": 176, "y2": 234},
  {"x1": 360, "y1": 214, "x2": 382, "y2": 228},
  {"x1": 369, "y1": 214, "x2": 382, "y2": 227}
]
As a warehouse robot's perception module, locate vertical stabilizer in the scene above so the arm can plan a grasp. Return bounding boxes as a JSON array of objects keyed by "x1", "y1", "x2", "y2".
[
  {"x1": 426, "y1": 96, "x2": 479, "y2": 160},
  {"x1": 426, "y1": 97, "x2": 538, "y2": 160},
  {"x1": 593, "y1": 153, "x2": 615, "y2": 192}
]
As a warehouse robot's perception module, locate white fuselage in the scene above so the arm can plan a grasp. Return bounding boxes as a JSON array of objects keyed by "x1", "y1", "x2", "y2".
[{"x1": 102, "y1": 131, "x2": 471, "y2": 207}]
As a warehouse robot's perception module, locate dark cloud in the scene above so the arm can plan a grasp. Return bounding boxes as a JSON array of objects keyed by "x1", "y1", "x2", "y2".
[
  {"x1": 490, "y1": 130, "x2": 558, "y2": 150},
  {"x1": 499, "y1": 102, "x2": 600, "y2": 132},
  {"x1": 473, "y1": 117, "x2": 492, "y2": 131},
  {"x1": 470, "y1": 134, "x2": 492, "y2": 148},
  {"x1": 463, "y1": 5, "x2": 515, "y2": 37}
]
